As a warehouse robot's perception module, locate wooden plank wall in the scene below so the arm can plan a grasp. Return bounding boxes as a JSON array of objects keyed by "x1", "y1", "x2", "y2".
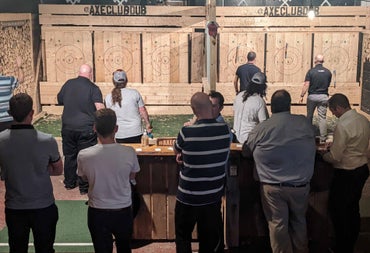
[{"x1": 38, "y1": 5, "x2": 370, "y2": 116}]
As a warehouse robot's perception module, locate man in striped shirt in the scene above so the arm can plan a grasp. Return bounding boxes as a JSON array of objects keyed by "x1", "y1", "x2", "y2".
[
  {"x1": 174, "y1": 92, "x2": 231, "y2": 253},
  {"x1": 0, "y1": 57, "x2": 24, "y2": 132}
]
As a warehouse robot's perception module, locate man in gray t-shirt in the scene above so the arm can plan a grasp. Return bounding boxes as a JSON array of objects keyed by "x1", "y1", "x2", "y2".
[{"x1": 0, "y1": 93, "x2": 63, "y2": 253}]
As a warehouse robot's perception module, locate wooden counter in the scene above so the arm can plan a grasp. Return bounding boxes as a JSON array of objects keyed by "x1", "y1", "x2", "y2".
[
  {"x1": 127, "y1": 142, "x2": 242, "y2": 240},
  {"x1": 127, "y1": 142, "x2": 242, "y2": 156},
  {"x1": 128, "y1": 142, "x2": 333, "y2": 250}
]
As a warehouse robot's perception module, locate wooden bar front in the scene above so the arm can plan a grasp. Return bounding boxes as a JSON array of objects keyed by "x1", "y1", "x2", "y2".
[{"x1": 129, "y1": 143, "x2": 334, "y2": 251}]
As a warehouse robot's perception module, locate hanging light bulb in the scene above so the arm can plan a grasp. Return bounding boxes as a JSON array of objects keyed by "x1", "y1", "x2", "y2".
[{"x1": 307, "y1": 1, "x2": 315, "y2": 20}]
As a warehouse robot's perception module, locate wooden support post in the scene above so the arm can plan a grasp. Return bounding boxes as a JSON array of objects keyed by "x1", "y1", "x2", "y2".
[{"x1": 205, "y1": 0, "x2": 217, "y2": 93}]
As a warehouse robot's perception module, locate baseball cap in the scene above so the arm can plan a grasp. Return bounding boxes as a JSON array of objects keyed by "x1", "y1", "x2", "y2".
[
  {"x1": 113, "y1": 70, "x2": 127, "y2": 83},
  {"x1": 251, "y1": 72, "x2": 266, "y2": 85}
]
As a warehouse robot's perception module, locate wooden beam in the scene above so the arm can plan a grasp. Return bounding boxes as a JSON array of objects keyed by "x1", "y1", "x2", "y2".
[{"x1": 205, "y1": 0, "x2": 217, "y2": 92}]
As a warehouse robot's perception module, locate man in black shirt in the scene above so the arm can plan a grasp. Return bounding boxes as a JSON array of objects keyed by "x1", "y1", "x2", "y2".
[
  {"x1": 300, "y1": 54, "x2": 332, "y2": 141},
  {"x1": 234, "y1": 51, "x2": 261, "y2": 94},
  {"x1": 57, "y1": 64, "x2": 104, "y2": 194}
]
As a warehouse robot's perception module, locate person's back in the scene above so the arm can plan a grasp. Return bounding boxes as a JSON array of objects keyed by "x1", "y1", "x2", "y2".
[
  {"x1": 249, "y1": 112, "x2": 315, "y2": 183},
  {"x1": 78, "y1": 143, "x2": 138, "y2": 208},
  {"x1": 174, "y1": 92, "x2": 230, "y2": 253},
  {"x1": 0, "y1": 56, "x2": 24, "y2": 132},
  {"x1": 0, "y1": 128, "x2": 57, "y2": 208},
  {"x1": 106, "y1": 88, "x2": 143, "y2": 139},
  {"x1": 0, "y1": 76, "x2": 18, "y2": 124},
  {"x1": 233, "y1": 71, "x2": 269, "y2": 143},
  {"x1": 105, "y1": 69, "x2": 152, "y2": 143},
  {"x1": 57, "y1": 64, "x2": 104, "y2": 192},
  {"x1": 0, "y1": 93, "x2": 62, "y2": 253},
  {"x1": 78, "y1": 108, "x2": 140, "y2": 253},
  {"x1": 245, "y1": 90, "x2": 315, "y2": 253},
  {"x1": 236, "y1": 63, "x2": 260, "y2": 92},
  {"x1": 233, "y1": 92, "x2": 267, "y2": 143},
  {"x1": 176, "y1": 118, "x2": 231, "y2": 205},
  {"x1": 234, "y1": 51, "x2": 261, "y2": 93},
  {"x1": 307, "y1": 64, "x2": 332, "y2": 95},
  {"x1": 58, "y1": 76, "x2": 102, "y2": 131}
]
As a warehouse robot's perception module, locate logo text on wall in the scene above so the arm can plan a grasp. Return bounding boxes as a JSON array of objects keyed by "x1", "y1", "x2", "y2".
[
  {"x1": 259, "y1": 6, "x2": 320, "y2": 17},
  {"x1": 86, "y1": 5, "x2": 147, "y2": 16}
]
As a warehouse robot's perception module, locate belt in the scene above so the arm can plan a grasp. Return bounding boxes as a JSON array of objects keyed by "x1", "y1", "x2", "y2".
[
  {"x1": 262, "y1": 182, "x2": 308, "y2": 188},
  {"x1": 89, "y1": 206, "x2": 131, "y2": 212}
]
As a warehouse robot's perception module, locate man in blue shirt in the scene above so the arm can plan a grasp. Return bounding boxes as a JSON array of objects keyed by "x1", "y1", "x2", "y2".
[{"x1": 234, "y1": 51, "x2": 261, "y2": 94}]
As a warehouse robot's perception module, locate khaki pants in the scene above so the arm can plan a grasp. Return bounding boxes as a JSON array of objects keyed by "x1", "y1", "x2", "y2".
[{"x1": 261, "y1": 184, "x2": 310, "y2": 253}]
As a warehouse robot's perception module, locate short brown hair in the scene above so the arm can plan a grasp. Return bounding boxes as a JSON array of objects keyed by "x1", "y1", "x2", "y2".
[
  {"x1": 94, "y1": 109, "x2": 117, "y2": 138},
  {"x1": 9, "y1": 93, "x2": 33, "y2": 122}
]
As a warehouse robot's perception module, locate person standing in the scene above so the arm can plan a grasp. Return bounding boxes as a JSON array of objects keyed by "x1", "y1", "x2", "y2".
[
  {"x1": 300, "y1": 54, "x2": 332, "y2": 141},
  {"x1": 174, "y1": 92, "x2": 231, "y2": 253},
  {"x1": 78, "y1": 108, "x2": 140, "y2": 253},
  {"x1": 321, "y1": 93, "x2": 370, "y2": 253},
  {"x1": 0, "y1": 93, "x2": 63, "y2": 253},
  {"x1": 0, "y1": 56, "x2": 24, "y2": 131},
  {"x1": 233, "y1": 71, "x2": 269, "y2": 144},
  {"x1": 233, "y1": 51, "x2": 261, "y2": 94},
  {"x1": 105, "y1": 69, "x2": 152, "y2": 143},
  {"x1": 57, "y1": 64, "x2": 104, "y2": 194},
  {"x1": 243, "y1": 90, "x2": 315, "y2": 253}
]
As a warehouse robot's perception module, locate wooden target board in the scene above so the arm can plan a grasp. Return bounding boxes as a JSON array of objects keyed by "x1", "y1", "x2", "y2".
[
  {"x1": 94, "y1": 31, "x2": 141, "y2": 83},
  {"x1": 219, "y1": 32, "x2": 265, "y2": 83},
  {"x1": 142, "y1": 33, "x2": 189, "y2": 83},
  {"x1": 266, "y1": 32, "x2": 312, "y2": 84},
  {"x1": 314, "y1": 32, "x2": 359, "y2": 83},
  {"x1": 44, "y1": 31, "x2": 93, "y2": 82}
]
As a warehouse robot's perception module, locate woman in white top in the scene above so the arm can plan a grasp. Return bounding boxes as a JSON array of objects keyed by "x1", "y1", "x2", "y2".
[
  {"x1": 105, "y1": 69, "x2": 152, "y2": 143},
  {"x1": 233, "y1": 72, "x2": 269, "y2": 143}
]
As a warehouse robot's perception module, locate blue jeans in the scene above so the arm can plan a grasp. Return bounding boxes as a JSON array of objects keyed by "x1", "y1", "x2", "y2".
[
  {"x1": 5, "y1": 204, "x2": 58, "y2": 253},
  {"x1": 306, "y1": 94, "x2": 328, "y2": 139},
  {"x1": 61, "y1": 128, "x2": 97, "y2": 191},
  {"x1": 88, "y1": 207, "x2": 133, "y2": 253},
  {"x1": 175, "y1": 201, "x2": 224, "y2": 253}
]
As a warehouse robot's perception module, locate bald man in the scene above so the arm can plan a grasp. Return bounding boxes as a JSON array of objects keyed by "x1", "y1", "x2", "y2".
[
  {"x1": 57, "y1": 64, "x2": 104, "y2": 194},
  {"x1": 300, "y1": 54, "x2": 332, "y2": 141},
  {"x1": 174, "y1": 92, "x2": 231, "y2": 253}
]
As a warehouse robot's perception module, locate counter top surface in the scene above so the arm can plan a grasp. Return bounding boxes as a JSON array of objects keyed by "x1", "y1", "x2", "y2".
[{"x1": 123, "y1": 143, "x2": 243, "y2": 156}]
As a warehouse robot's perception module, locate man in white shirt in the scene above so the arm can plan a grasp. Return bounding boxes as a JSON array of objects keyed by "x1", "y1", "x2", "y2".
[
  {"x1": 322, "y1": 93, "x2": 370, "y2": 253},
  {"x1": 78, "y1": 108, "x2": 140, "y2": 253}
]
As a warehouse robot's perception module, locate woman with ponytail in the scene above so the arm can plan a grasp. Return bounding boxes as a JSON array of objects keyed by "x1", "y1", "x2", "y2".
[{"x1": 105, "y1": 69, "x2": 152, "y2": 143}]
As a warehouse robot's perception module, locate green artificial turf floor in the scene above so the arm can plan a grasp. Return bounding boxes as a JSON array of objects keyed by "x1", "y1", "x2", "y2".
[{"x1": 0, "y1": 200, "x2": 93, "y2": 252}]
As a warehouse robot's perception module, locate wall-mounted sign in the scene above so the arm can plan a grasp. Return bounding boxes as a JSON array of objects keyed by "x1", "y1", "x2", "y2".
[
  {"x1": 86, "y1": 4, "x2": 147, "y2": 15},
  {"x1": 259, "y1": 6, "x2": 320, "y2": 17}
]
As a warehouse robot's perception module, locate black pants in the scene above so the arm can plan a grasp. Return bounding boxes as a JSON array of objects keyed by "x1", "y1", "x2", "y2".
[
  {"x1": 88, "y1": 207, "x2": 133, "y2": 253},
  {"x1": 61, "y1": 128, "x2": 97, "y2": 192},
  {"x1": 175, "y1": 201, "x2": 224, "y2": 253},
  {"x1": 5, "y1": 204, "x2": 58, "y2": 253},
  {"x1": 329, "y1": 164, "x2": 369, "y2": 253},
  {"x1": 116, "y1": 135, "x2": 142, "y2": 144}
]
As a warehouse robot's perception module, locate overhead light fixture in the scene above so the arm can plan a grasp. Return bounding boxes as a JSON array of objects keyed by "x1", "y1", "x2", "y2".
[{"x1": 307, "y1": 1, "x2": 315, "y2": 20}]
